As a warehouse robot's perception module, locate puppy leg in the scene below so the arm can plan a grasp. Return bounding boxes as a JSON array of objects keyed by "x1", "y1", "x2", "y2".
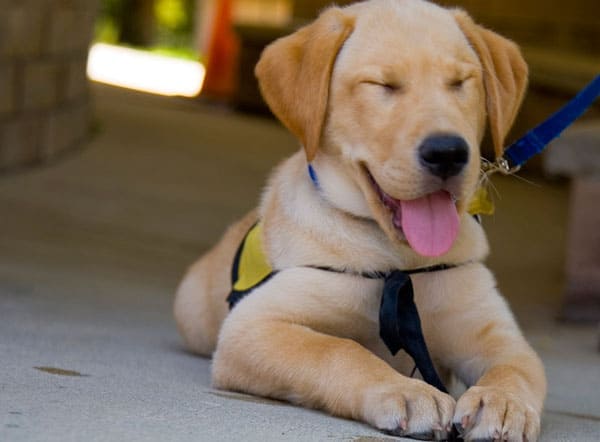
[
  {"x1": 422, "y1": 265, "x2": 546, "y2": 442},
  {"x1": 212, "y1": 273, "x2": 455, "y2": 440},
  {"x1": 451, "y1": 342, "x2": 545, "y2": 442}
]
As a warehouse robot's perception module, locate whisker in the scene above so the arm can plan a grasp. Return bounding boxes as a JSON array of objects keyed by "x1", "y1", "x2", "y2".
[
  {"x1": 477, "y1": 159, "x2": 501, "y2": 200},
  {"x1": 506, "y1": 173, "x2": 542, "y2": 187},
  {"x1": 486, "y1": 176, "x2": 501, "y2": 200}
]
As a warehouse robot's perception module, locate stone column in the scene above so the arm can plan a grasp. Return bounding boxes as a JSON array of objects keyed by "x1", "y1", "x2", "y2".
[{"x1": 0, "y1": 0, "x2": 98, "y2": 171}]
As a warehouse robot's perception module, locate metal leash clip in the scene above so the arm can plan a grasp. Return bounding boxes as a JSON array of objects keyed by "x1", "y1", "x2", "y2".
[{"x1": 481, "y1": 157, "x2": 521, "y2": 177}]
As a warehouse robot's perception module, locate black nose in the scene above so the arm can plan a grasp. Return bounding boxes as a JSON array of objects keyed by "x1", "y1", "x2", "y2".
[{"x1": 418, "y1": 134, "x2": 469, "y2": 179}]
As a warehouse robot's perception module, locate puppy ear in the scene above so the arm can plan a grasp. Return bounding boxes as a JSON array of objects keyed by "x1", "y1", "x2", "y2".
[
  {"x1": 453, "y1": 10, "x2": 528, "y2": 159},
  {"x1": 255, "y1": 7, "x2": 355, "y2": 162}
]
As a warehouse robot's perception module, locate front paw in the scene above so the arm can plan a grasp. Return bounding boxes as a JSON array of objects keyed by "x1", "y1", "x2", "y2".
[
  {"x1": 362, "y1": 379, "x2": 456, "y2": 441},
  {"x1": 453, "y1": 387, "x2": 540, "y2": 441}
]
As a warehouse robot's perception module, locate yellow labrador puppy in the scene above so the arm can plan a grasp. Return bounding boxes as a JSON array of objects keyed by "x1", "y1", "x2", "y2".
[{"x1": 174, "y1": 0, "x2": 546, "y2": 440}]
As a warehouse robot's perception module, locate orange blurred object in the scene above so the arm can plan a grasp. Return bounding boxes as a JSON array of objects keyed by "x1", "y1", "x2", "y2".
[{"x1": 202, "y1": 0, "x2": 240, "y2": 99}]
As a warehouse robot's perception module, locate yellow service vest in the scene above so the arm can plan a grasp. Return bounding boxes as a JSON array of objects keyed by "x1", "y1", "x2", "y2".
[{"x1": 227, "y1": 223, "x2": 274, "y2": 308}]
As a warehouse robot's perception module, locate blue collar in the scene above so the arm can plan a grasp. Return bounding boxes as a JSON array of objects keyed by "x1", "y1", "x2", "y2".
[
  {"x1": 308, "y1": 164, "x2": 320, "y2": 188},
  {"x1": 500, "y1": 75, "x2": 600, "y2": 172}
]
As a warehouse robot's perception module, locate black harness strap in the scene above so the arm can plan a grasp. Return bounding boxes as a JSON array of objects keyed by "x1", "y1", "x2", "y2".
[{"x1": 379, "y1": 269, "x2": 449, "y2": 393}]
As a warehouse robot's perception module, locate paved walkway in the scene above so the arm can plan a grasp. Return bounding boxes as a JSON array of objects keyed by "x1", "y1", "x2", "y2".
[{"x1": 1, "y1": 84, "x2": 598, "y2": 441}]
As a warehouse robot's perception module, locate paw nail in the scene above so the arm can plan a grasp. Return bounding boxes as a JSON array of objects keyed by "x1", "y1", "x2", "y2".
[
  {"x1": 461, "y1": 415, "x2": 470, "y2": 428},
  {"x1": 399, "y1": 418, "x2": 408, "y2": 431}
]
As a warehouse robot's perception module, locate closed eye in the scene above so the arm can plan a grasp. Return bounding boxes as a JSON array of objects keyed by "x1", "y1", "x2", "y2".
[
  {"x1": 448, "y1": 76, "x2": 473, "y2": 91},
  {"x1": 362, "y1": 80, "x2": 403, "y2": 94}
]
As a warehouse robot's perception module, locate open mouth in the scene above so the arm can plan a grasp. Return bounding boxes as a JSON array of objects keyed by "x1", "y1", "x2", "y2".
[{"x1": 366, "y1": 171, "x2": 460, "y2": 258}]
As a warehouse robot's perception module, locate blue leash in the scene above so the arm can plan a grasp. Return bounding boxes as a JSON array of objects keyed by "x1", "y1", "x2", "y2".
[{"x1": 490, "y1": 74, "x2": 600, "y2": 174}]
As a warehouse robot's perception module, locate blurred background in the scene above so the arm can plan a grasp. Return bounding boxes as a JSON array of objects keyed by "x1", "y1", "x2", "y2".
[
  {"x1": 0, "y1": 1, "x2": 599, "y2": 440},
  {"x1": 1, "y1": 0, "x2": 600, "y2": 169}
]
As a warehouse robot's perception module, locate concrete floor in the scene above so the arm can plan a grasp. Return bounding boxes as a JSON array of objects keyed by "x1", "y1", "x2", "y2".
[{"x1": 1, "y1": 84, "x2": 599, "y2": 441}]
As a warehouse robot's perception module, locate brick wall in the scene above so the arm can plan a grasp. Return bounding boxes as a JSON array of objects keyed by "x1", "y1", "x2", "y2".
[{"x1": 0, "y1": 0, "x2": 98, "y2": 171}]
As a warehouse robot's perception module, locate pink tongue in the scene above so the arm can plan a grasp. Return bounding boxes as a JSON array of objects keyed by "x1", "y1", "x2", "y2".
[{"x1": 399, "y1": 191, "x2": 459, "y2": 257}]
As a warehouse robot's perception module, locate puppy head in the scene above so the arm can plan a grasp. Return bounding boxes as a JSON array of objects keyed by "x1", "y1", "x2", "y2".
[{"x1": 256, "y1": 0, "x2": 528, "y2": 258}]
